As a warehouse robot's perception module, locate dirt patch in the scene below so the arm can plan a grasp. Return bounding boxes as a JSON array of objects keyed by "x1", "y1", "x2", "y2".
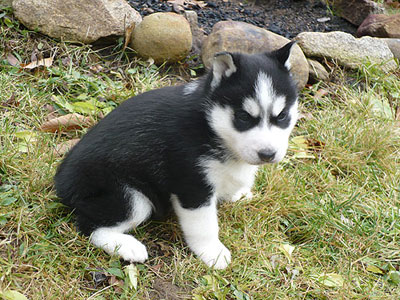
[
  {"x1": 128, "y1": 0, "x2": 357, "y2": 38},
  {"x1": 148, "y1": 278, "x2": 191, "y2": 300}
]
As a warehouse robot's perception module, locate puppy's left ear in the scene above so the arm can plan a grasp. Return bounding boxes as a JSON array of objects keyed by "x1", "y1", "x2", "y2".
[
  {"x1": 211, "y1": 52, "x2": 237, "y2": 89},
  {"x1": 271, "y1": 41, "x2": 296, "y2": 71}
]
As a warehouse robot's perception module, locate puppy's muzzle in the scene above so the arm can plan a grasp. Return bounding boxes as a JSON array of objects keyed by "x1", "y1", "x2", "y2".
[{"x1": 257, "y1": 149, "x2": 276, "y2": 163}]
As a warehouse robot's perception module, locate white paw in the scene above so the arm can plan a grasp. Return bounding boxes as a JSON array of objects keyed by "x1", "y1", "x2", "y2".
[
  {"x1": 231, "y1": 189, "x2": 253, "y2": 202},
  {"x1": 91, "y1": 230, "x2": 149, "y2": 263},
  {"x1": 196, "y1": 241, "x2": 231, "y2": 269},
  {"x1": 114, "y1": 235, "x2": 149, "y2": 263}
]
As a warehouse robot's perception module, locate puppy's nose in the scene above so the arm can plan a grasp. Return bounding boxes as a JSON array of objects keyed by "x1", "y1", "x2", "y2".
[{"x1": 258, "y1": 149, "x2": 276, "y2": 162}]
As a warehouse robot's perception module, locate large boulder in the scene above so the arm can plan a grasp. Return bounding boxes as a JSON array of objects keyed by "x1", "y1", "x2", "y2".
[
  {"x1": 201, "y1": 21, "x2": 309, "y2": 91},
  {"x1": 12, "y1": 0, "x2": 142, "y2": 44},
  {"x1": 295, "y1": 31, "x2": 397, "y2": 72},
  {"x1": 324, "y1": 0, "x2": 385, "y2": 26},
  {"x1": 357, "y1": 14, "x2": 400, "y2": 38},
  {"x1": 131, "y1": 12, "x2": 192, "y2": 64}
]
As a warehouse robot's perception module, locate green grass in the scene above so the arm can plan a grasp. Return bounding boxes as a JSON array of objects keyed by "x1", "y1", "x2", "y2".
[{"x1": 1, "y1": 10, "x2": 400, "y2": 300}]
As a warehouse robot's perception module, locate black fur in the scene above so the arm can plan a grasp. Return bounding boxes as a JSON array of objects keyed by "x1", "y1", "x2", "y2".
[{"x1": 54, "y1": 47, "x2": 297, "y2": 236}]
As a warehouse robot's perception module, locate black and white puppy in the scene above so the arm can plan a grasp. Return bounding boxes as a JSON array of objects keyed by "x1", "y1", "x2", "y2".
[{"x1": 55, "y1": 42, "x2": 298, "y2": 269}]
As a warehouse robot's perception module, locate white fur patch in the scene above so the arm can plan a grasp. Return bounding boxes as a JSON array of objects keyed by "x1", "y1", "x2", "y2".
[
  {"x1": 125, "y1": 187, "x2": 154, "y2": 226},
  {"x1": 243, "y1": 97, "x2": 261, "y2": 118},
  {"x1": 89, "y1": 188, "x2": 153, "y2": 263},
  {"x1": 284, "y1": 57, "x2": 291, "y2": 71},
  {"x1": 171, "y1": 195, "x2": 231, "y2": 269},
  {"x1": 183, "y1": 80, "x2": 199, "y2": 95},
  {"x1": 199, "y1": 157, "x2": 258, "y2": 202},
  {"x1": 211, "y1": 53, "x2": 237, "y2": 90},
  {"x1": 90, "y1": 228, "x2": 148, "y2": 263},
  {"x1": 255, "y1": 72, "x2": 275, "y2": 111},
  {"x1": 272, "y1": 95, "x2": 287, "y2": 117}
]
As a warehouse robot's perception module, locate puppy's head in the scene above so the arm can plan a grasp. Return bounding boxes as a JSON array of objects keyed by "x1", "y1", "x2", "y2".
[{"x1": 206, "y1": 42, "x2": 298, "y2": 165}]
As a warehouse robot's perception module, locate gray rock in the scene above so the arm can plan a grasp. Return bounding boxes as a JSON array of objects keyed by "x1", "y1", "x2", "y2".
[
  {"x1": 12, "y1": 0, "x2": 142, "y2": 44},
  {"x1": 382, "y1": 38, "x2": 400, "y2": 60},
  {"x1": 357, "y1": 14, "x2": 400, "y2": 38},
  {"x1": 201, "y1": 21, "x2": 309, "y2": 90},
  {"x1": 326, "y1": 0, "x2": 385, "y2": 26},
  {"x1": 295, "y1": 31, "x2": 397, "y2": 72},
  {"x1": 131, "y1": 12, "x2": 192, "y2": 64},
  {"x1": 307, "y1": 59, "x2": 330, "y2": 83},
  {"x1": 184, "y1": 10, "x2": 206, "y2": 59}
]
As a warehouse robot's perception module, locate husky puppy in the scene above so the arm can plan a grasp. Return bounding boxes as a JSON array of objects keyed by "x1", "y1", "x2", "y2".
[{"x1": 54, "y1": 42, "x2": 299, "y2": 269}]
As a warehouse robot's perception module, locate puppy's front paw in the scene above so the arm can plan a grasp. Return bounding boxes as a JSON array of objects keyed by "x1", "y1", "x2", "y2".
[
  {"x1": 115, "y1": 235, "x2": 149, "y2": 263},
  {"x1": 231, "y1": 188, "x2": 253, "y2": 202},
  {"x1": 196, "y1": 241, "x2": 231, "y2": 269}
]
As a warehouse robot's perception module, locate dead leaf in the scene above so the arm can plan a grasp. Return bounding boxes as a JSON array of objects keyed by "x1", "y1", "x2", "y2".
[
  {"x1": 61, "y1": 57, "x2": 71, "y2": 67},
  {"x1": 1, "y1": 93, "x2": 18, "y2": 108},
  {"x1": 6, "y1": 53, "x2": 20, "y2": 66},
  {"x1": 297, "y1": 112, "x2": 314, "y2": 121},
  {"x1": 278, "y1": 243, "x2": 295, "y2": 262},
  {"x1": 20, "y1": 57, "x2": 53, "y2": 70},
  {"x1": 385, "y1": 0, "x2": 400, "y2": 9},
  {"x1": 167, "y1": 0, "x2": 207, "y2": 13},
  {"x1": 89, "y1": 64, "x2": 103, "y2": 73},
  {"x1": 315, "y1": 273, "x2": 344, "y2": 287},
  {"x1": 150, "y1": 263, "x2": 163, "y2": 273},
  {"x1": 108, "y1": 275, "x2": 124, "y2": 293},
  {"x1": 366, "y1": 265, "x2": 385, "y2": 275},
  {"x1": 43, "y1": 104, "x2": 55, "y2": 114},
  {"x1": 306, "y1": 138, "x2": 325, "y2": 152},
  {"x1": 53, "y1": 139, "x2": 80, "y2": 156},
  {"x1": 125, "y1": 264, "x2": 138, "y2": 290},
  {"x1": 39, "y1": 113, "x2": 93, "y2": 132},
  {"x1": 14, "y1": 130, "x2": 38, "y2": 153},
  {"x1": 188, "y1": 0, "x2": 207, "y2": 8},
  {"x1": 315, "y1": 88, "x2": 329, "y2": 99},
  {"x1": 123, "y1": 22, "x2": 136, "y2": 51},
  {"x1": 0, "y1": 290, "x2": 29, "y2": 300}
]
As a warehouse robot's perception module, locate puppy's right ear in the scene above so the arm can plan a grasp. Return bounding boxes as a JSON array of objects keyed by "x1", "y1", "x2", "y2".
[
  {"x1": 271, "y1": 41, "x2": 296, "y2": 71},
  {"x1": 211, "y1": 52, "x2": 237, "y2": 89}
]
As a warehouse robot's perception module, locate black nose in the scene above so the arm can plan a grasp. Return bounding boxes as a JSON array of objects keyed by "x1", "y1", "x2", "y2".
[{"x1": 258, "y1": 150, "x2": 276, "y2": 162}]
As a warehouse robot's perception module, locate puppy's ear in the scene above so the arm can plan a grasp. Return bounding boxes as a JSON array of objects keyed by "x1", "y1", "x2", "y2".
[
  {"x1": 271, "y1": 41, "x2": 296, "y2": 71},
  {"x1": 211, "y1": 52, "x2": 237, "y2": 89}
]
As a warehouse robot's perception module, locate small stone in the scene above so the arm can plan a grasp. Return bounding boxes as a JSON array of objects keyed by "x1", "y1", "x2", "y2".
[
  {"x1": 357, "y1": 14, "x2": 400, "y2": 38},
  {"x1": 131, "y1": 12, "x2": 192, "y2": 64},
  {"x1": 184, "y1": 10, "x2": 206, "y2": 58},
  {"x1": 382, "y1": 38, "x2": 400, "y2": 60},
  {"x1": 307, "y1": 59, "x2": 330, "y2": 83},
  {"x1": 295, "y1": 31, "x2": 397, "y2": 72},
  {"x1": 201, "y1": 21, "x2": 309, "y2": 90},
  {"x1": 317, "y1": 17, "x2": 330, "y2": 23}
]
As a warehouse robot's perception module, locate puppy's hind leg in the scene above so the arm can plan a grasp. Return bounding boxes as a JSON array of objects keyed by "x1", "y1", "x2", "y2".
[{"x1": 90, "y1": 188, "x2": 153, "y2": 263}]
